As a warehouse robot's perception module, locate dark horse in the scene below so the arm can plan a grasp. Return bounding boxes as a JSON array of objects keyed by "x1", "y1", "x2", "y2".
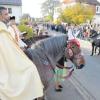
[
  {"x1": 24, "y1": 34, "x2": 85, "y2": 100},
  {"x1": 89, "y1": 30, "x2": 100, "y2": 56}
]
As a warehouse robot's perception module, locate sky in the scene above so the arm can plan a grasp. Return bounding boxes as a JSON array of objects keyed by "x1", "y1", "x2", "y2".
[
  {"x1": 22, "y1": 0, "x2": 46, "y2": 18},
  {"x1": 22, "y1": 0, "x2": 100, "y2": 18}
]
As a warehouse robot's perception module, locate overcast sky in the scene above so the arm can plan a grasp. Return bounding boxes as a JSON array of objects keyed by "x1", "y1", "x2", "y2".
[
  {"x1": 22, "y1": 0, "x2": 100, "y2": 18},
  {"x1": 22, "y1": 0, "x2": 46, "y2": 18}
]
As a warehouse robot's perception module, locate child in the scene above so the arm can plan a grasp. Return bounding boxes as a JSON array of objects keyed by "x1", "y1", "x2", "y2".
[{"x1": 55, "y1": 56, "x2": 74, "y2": 92}]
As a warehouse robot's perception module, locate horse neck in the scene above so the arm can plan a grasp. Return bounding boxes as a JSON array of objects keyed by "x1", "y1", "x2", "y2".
[{"x1": 33, "y1": 35, "x2": 67, "y2": 62}]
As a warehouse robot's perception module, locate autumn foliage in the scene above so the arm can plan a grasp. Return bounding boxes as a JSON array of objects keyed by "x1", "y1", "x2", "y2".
[{"x1": 59, "y1": 3, "x2": 94, "y2": 24}]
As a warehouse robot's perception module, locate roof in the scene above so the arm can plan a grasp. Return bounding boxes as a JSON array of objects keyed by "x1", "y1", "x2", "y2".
[
  {"x1": 0, "y1": 0, "x2": 22, "y2": 6},
  {"x1": 63, "y1": 0, "x2": 100, "y2": 5},
  {"x1": 76, "y1": 0, "x2": 100, "y2": 5}
]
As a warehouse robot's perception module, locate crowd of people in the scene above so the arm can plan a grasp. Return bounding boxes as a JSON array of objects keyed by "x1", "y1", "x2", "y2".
[{"x1": 44, "y1": 22, "x2": 100, "y2": 40}]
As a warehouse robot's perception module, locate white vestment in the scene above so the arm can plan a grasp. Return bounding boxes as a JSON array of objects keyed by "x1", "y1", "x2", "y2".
[{"x1": 0, "y1": 21, "x2": 43, "y2": 100}]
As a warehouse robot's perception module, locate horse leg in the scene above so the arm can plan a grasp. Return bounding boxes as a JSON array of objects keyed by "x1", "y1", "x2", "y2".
[
  {"x1": 98, "y1": 47, "x2": 100, "y2": 55},
  {"x1": 95, "y1": 46, "x2": 97, "y2": 54},
  {"x1": 91, "y1": 43, "x2": 95, "y2": 56}
]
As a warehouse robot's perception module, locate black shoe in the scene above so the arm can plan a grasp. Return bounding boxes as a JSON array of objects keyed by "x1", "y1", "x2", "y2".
[
  {"x1": 55, "y1": 88, "x2": 62, "y2": 92},
  {"x1": 58, "y1": 85, "x2": 63, "y2": 88}
]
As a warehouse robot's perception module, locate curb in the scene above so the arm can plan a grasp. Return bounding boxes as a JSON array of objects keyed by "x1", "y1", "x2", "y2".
[{"x1": 69, "y1": 72, "x2": 96, "y2": 100}]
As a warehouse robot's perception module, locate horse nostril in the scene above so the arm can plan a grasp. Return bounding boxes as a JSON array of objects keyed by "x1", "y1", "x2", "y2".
[{"x1": 77, "y1": 64, "x2": 84, "y2": 69}]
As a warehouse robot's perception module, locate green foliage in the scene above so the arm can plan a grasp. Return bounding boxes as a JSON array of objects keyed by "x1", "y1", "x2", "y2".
[
  {"x1": 19, "y1": 14, "x2": 36, "y2": 39},
  {"x1": 44, "y1": 15, "x2": 53, "y2": 22},
  {"x1": 20, "y1": 14, "x2": 31, "y2": 25},
  {"x1": 20, "y1": 19, "x2": 29, "y2": 25},
  {"x1": 59, "y1": 3, "x2": 94, "y2": 24},
  {"x1": 18, "y1": 24, "x2": 35, "y2": 39}
]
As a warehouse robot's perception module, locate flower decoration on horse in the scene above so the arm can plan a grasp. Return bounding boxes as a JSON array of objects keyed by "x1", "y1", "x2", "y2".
[{"x1": 65, "y1": 39, "x2": 85, "y2": 69}]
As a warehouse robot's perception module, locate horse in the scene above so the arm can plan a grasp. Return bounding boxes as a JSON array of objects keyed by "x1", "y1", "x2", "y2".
[
  {"x1": 25, "y1": 35, "x2": 67, "y2": 88},
  {"x1": 24, "y1": 34, "x2": 85, "y2": 100},
  {"x1": 89, "y1": 32, "x2": 100, "y2": 56},
  {"x1": 89, "y1": 29, "x2": 98, "y2": 39}
]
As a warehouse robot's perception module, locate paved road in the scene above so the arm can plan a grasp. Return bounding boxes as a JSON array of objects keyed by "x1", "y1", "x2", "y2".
[
  {"x1": 72, "y1": 40, "x2": 100, "y2": 100},
  {"x1": 46, "y1": 30, "x2": 100, "y2": 100},
  {"x1": 46, "y1": 79, "x2": 85, "y2": 100}
]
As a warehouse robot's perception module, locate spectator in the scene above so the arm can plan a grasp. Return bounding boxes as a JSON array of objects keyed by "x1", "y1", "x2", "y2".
[
  {"x1": 67, "y1": 23, "x2": 75, "y2": 40},
  {"x1": 55, "y1": 56, "x2": 74, "y2": 92},
  {"x1": 8, "y1": 16, "x2": 27, "y2": 50}
]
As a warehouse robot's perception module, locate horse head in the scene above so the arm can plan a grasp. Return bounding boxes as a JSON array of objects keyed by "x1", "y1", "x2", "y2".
[{"x1": 65, "y1": 39, "x2": 85, "y2": 69}]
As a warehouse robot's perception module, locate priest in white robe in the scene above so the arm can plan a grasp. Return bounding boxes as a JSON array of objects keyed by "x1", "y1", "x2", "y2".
[{"x1": 0, "y1": 7, "x2": 44, "y2": 100}]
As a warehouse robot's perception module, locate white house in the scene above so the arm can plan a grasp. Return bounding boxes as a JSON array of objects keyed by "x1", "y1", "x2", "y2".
[{"x1": 0, "y1": 0, "x2": 22, "y2": 23}]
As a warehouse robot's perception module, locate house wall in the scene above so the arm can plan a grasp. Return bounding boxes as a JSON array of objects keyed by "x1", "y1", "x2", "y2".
[
  {"x1": 93, "y1": 5, "x2": 100, "y2": 24},
  {"x1": 82, "y1": 4, "x2": 100, "y2": 15},
  {"x1": 62, "y1": 1, "x2": 99, "y2": 15},
  {"x1": 88, "y1": 4, "x2": 96, "y2": 14},
  {"x1": 1, "y1": 5, "x2": 22, "y2": 23}
]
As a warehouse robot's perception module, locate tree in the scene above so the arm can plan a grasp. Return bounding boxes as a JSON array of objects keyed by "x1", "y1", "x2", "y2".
[
  {"x1": 59, "y1": 3, "x2": 94, "y2": 24},
  {"x1": 19, "y1": 14, "x2": 36, "y2": 39},
  {"x1": 20, "y1": 14, "x2": 31, "y2": 25},
  {"x1": 53, "y1": 18, "x2": 61, "y2": 24},
  {"x1": 41, "y1": 0, "x2": 60, "y2": 21},
  {"x1": 43, "y1": 15, "x2": 53, "y2": 22}
]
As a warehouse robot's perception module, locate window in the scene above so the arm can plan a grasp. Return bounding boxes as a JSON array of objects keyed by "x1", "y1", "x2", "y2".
[
  {"x1": 96, "y1": 6, "x2": 100, "y2": 14},
  {"x1": 96, "y1": 6, "x2": 99, "y2": 12},
  {"x1": 8, "y1": 8, "x2": 12, "y2": 14}
]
